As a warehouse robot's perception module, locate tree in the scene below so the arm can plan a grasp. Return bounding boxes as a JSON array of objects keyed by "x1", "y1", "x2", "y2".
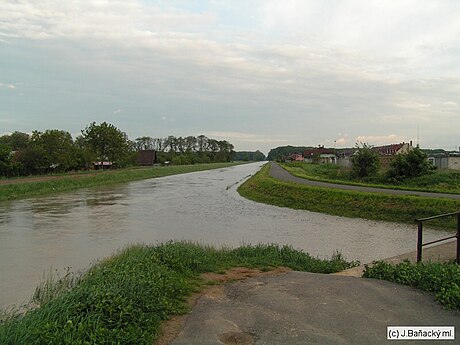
[
  {"x1": 81, "y1": 122, "x2": 130, "y2": 167},
  {"x1": 134, "y1": 136, "x2": 155, "y2": 151},
  {"x1": 0, "y1": 131, "x2": 30, "y2": 151},
  {"x1": 387, "y1": 147, "x2": 434, "y2": 181},
  {"x1": 351, "y1": 143, "x2": 380, "y2": 178},
  {"x1": 31, "y1": 130, "x2": 79, "y2": 172},
  {"x1": 0, "y1": 144, "x2": 13, "y2": 177}
]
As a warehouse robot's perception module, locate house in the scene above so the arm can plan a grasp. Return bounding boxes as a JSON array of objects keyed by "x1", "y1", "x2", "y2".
[
  {"x1": 372, "y1": 142, "x2": 414, "y2": 169},
  {"x1": 336, "y1": 149, "x2": 356, "y2": 168},
  {"x1": 137, "y1": 150, "x2": 156, "y2": 166},
  {"x1": 303, "y1": 146, "x2": 336, "y2": 164},
  {"x1": 286, "y1": 153, "x2": 304, "y2": 162}
]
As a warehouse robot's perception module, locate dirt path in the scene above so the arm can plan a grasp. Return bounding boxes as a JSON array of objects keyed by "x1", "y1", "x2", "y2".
[{"x1": 269, "y1": 162, "x2": 460, "y2": 200}]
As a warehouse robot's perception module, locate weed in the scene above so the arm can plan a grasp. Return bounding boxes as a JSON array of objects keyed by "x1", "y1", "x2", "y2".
[
  {"x1": 0, "y1": 241, "x2": 355, "y2": 344},
  {"x1": 363, "y1": 260, "x2": 460, "y2": 310}
]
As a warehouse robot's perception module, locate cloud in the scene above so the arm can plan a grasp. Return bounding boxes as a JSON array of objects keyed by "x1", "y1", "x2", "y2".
[
  {"x1": 355, "y1": 134, "x2": 406, "y2": 146},
  {"x1": 113, "y1": 109, "x2": 122, "y2": 114},
  {"x1": 0, "y1": 1, "x2": 459, "y2": 151},
  {"x1": 7, "y1": 84, "x2": 15, "y2": 89},
  {"x1": 205, "y1": 131, "x2": 288, "y2": 144}
]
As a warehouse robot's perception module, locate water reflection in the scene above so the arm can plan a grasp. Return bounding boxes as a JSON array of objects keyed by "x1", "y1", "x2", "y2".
[{"x1": 0, "y1": 163, "x2": 454, "y2": 309}]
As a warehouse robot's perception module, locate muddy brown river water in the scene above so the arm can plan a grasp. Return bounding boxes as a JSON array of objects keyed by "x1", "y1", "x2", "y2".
[{"x1": 0, "y1": 163, "x2": 451, "y2": 308}]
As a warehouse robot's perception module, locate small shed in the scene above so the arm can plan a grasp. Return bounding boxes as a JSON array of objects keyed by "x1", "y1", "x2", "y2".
[{"x1": 137, "y1": 150, "x2": 156, "y2": 166}]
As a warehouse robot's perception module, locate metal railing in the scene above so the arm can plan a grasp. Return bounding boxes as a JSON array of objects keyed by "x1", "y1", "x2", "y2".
[{"x1": 415, "y1": 211, "x2": 460, "y2": 264}]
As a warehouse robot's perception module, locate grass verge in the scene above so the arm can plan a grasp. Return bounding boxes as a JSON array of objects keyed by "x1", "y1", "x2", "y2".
[
  {"x1": 363, "y1": 260, "x2": 460, "y2": 310},
  {"x1": 281, "y1": 162, "x2": 460, "y2": 194},
  {"x1": 0, "y1": 162, "x2": 242, "y2": 202},
  {"x1": 238, "y1": 164, "x2": 460, "y2": 229},
  {"x1": 0, "y1": 241, "x2": 356, "y2": 344}
]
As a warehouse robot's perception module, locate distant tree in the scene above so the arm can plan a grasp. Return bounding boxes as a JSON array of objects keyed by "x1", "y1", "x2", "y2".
[
  {"x1": 134, "y1": 136, "x2": 155, "y2": 151},
  {"x1": 387, "y1": 147, "x2": 435, "y2": 181},
  {"x1": 233, "y1": 150, "x2": 266, "y2": 161},
  {"x1": 185, "y1": 136, "x2": 197, "y2": 152},
  {"x1": 0, "y1": 131, "x2": 30, "y2": 151},
  {"x1": 351, "y1": 143, "x2": 380, "y2": 178},
  {"x1": 81, "y1": 122, "x2": 130, "y2": 167},
  {"x1": 15, "y1": 144, "x2": 48, "y2": 175},
  {"x1": 0, "y1": 144, "x2": 13, "y2": 177},
  {"x1": 267, "y1": 146, "x2": 310, "y2": 161},
  {"x1": 31, "y1": 129, "x2": 79, "y2": 172}
]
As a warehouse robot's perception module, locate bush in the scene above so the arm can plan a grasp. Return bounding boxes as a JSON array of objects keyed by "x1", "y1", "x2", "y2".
[
  {"x1": 351, "y1": 143, "x2": 380, "y2": 178},
  {"x1": 363, "y1": 260, "x2": 460, "y2": 310},
  {"x1": 387, "y1": 148, "x2": 435, "y2": 182}
]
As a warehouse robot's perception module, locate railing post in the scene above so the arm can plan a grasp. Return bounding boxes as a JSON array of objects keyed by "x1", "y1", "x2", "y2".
[
  {"x1": 417, "y1": 221, "x2": 423, "y2": 263},
  {"x1": 457, "y1": 214, "x2": 460, "y2": 264}
]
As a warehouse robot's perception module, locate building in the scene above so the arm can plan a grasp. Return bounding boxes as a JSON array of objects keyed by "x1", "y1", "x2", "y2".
[
  {"x1": 303, "y1": 146, "x2": 336, "y2": 164},
  {"x1": 428, "y1": 151, "x2": 460, "y2": 171},
  {"x1": 137, "y1": 150, "x2": 156, "y2": 166},
  {"x1": 286, "y1": 153, "x2": 304, "y2": 162},
  {"x1": 372, "y1": 142, "x2": 414, "y2": 169}
]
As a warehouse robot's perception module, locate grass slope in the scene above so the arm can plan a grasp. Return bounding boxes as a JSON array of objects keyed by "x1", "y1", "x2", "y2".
[
  {"x1": 282, "y1": 162, "x2": 460, "y2": 194},
  {"x1": 0, "y1": 162, "x2": 242, "y2": 202},
  {"x1": 0, "y1": 242, "x2": 355, "y2": 344},
  {"x1": 238, "y1": 164, "x2": 460, "y2": 229}
]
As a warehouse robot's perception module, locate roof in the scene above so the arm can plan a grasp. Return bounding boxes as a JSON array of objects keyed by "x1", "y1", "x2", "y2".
[
  {"x1": 372, "y1": 143, "x2": 404, "y2": 155},
  {"x1": 303, "y1": 147, "x2": 334, "y2": 157}
]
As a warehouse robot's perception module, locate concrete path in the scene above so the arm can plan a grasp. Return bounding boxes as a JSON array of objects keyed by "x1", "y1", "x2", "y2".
[
  {"x1": 269, "y1": 162, "x2": 460, "y2": 200},
  {"x1": 171, "y1": 271, "x2": 459, "y2": 345}
]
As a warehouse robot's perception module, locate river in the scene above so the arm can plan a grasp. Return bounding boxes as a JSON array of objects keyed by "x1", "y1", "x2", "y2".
[{"x1": 0, "y1": 163, "x2": 451, "y2": 309}]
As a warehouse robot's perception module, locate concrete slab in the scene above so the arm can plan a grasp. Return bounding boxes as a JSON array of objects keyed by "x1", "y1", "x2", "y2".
[{"x1": 171, "y1": 271, "x2": 459, "y2": 345}]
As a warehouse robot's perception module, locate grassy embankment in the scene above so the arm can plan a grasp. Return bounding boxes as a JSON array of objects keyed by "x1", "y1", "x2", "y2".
[
  {"x1": 364, "y1": 260, "x2": 460, "y2": 310},
  {"x1": 282, "y1": 162, "x2": 460, "y2": 194},
  {"x1": 238, "y1": 164, "x2": 460, "y2": 229},
  {"x1": 0, "y1": 162, "x2": 242, "y2": 202},
  {"x1": 0, "y1": 241, "x2": 355, "y2": 344}
]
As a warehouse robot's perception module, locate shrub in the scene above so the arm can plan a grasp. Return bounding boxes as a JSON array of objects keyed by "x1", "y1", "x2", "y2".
[
  {"x1": 363, "y1": 260, "x2": 460, "y2": 310},
  {"x1": 387, "y1": 148, "x2": 435, "y2": 182},
  {"x1": 350, "y1": 143, "x2": 380, "y2": 178}
]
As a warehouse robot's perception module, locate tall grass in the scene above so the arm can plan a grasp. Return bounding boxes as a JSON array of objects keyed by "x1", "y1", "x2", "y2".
[
  {"x1": 238, "y1": 164, "x2": 460, "y2": 229},
  {"x1": 0, "y1": 162, "x2": 242, "y2": 202},
  {"x1": 363, "y1": 260, "x2": 460, "y2": 310},
  {"x1": 0, "y1": 241, "x2": 356, "y2": 344}
]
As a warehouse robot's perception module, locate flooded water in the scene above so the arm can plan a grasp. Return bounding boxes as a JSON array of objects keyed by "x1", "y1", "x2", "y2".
[{"x1": 0, "y1": 163, "x2": 451, "y2": 308}]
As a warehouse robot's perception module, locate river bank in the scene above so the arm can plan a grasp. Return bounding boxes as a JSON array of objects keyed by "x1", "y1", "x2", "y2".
[
  {"x1": 0, "y1": 242, "x2": 355, "y2": 344},
  {"x1": 0, "y1": 162, "x2": 243, "y2": 202},
  {"x1": 1, "y1": 162, "x2": 451, "y2": 309},
  {"x1": 238, "y1": 163, "x2": 460, "y2": 229}
]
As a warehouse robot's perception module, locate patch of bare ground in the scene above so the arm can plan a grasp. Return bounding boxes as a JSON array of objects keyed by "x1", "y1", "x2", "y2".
[{"x1": 156, "y1": 267, "x2": 290, "y2": 345}]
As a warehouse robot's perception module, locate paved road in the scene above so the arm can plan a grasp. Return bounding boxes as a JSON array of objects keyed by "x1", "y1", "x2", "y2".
[
  {"x1": 172, "y1": 271, "x2": 459, "y2": 345},
  {"x1": 269, "y1": 162, "x2": 460, "y2": 200}
]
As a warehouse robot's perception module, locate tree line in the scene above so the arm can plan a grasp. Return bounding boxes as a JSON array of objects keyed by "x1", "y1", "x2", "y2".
[
  {"x1": 0, "y1": 122, "x2": 236, "y2": 177},
  {"x1": 133, "y1": 134, "x2": 234, "y2": 165}
]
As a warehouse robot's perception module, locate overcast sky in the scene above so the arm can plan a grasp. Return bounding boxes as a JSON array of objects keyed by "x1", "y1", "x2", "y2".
[{"x1": 1, "y1": 0, "x2": 459, "y2": 153}]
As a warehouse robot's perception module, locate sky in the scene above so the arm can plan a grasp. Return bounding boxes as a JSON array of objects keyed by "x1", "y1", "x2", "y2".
[{"x1": 0, "y1": 0, "x2": 459, "y2": 154}]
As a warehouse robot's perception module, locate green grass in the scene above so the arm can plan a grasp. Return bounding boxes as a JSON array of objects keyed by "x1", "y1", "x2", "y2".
[
  {"x1": 363, "y1": 260, "x2": 460, "y2": 310},
  {"x1": 0, "y1": 162, "x2": 243, "y2": 202},
  {"x1": 0, "y1": 241, "x2": 356, "y2": 344},
  {"x1": 238, "y1": 164, "x2": 460, "y2": 229},
  {"x1": 282, "y1": 162, "x2": 460, "y2": 194}
]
